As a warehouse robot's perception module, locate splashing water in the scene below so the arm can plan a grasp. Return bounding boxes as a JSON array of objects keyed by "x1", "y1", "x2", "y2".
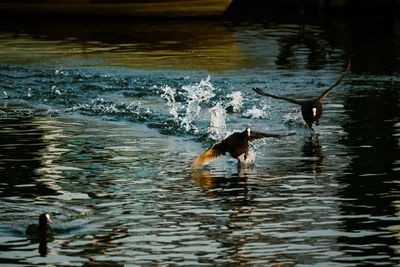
[
  {"x1": 27, "y1": 88, "x2": 32, "y2": 98},
  {"x1": 207, "y1": 102, "x2": 227, "y2": 140},
  {"x1": 183, "y1": 75, "x2": 215, "y2": 102},
  {"x1": 243, "y1": 105, "x2": 269, "y2": 119},
  {"x1": 180, "y1": 99, "x2": 201, "y2": 132},
  {"x1": 54, "y1": 68, "x2": 69, "y2": 76},
  {"x1": 227, "y1": 91, "x2": 243, "y2": 112},
  {"x1": 161, "y1": 76, "x2": 216, "y2": 133},
  {"x1": 237, "y1": 149, "x2": 256, "y2": 165},
  {"x1": 283, "y1": 109, "x2": 303, "y2": 125},
  {"x1": 181, "y1": 76, "x2": 215, "y2": 132},
  {"x1": 161, "y1": 85, "x2": 181, "y2": 123},
  {"x1": 68, "y1": 99, "x2": 146, "y2": 116},
  {"x1": 3, "y1": 91, "x2": 10, "y2": 99}
]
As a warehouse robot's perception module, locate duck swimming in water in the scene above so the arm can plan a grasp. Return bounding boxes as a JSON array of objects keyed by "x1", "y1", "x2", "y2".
[
  {"x1": 253, "y1": 61, "x2": 351, "y2": 130},
  {"x1": 191, "y1": 128, "x2": 295, "y2": 168},
  {"x1": 25, "y1": 213, "x2": 52, "y2": 237}
]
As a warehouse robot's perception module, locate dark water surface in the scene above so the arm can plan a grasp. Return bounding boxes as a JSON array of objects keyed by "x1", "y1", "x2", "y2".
[{"x1": 0, "y1": 15, "x2": 400, "y2": 266}]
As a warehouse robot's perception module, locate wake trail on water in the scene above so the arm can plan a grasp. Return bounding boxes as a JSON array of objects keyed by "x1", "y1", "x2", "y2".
[{"x1": 0, "y1": 65, "x2": 300, "y2": 145}]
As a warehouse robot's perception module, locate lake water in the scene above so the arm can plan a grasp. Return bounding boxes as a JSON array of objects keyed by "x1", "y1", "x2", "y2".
[{"x1": 0, "y1": 15, "x2": 400, "y2": 266}]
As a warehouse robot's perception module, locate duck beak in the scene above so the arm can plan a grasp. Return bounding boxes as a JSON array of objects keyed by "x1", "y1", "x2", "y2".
[{"x1": 46, "y1": 214, "x2": 52, "y2": 224}]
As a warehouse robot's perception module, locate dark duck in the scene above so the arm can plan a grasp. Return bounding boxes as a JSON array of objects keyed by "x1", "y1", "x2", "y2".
[
  {"x1": 26, "y1": 213, "x2": 52, "y2": 237},
  {"x1": 253, "y1": 61, "x2": 351, "y2": 130},
  {"x1": 192, "y1": 128, "x2": 295, "y2": 168}
]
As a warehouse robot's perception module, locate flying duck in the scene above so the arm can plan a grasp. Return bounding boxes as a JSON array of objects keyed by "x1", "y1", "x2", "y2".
[
  {"x1": 192, "y1": 128, "x2": 295, "y2": 168},
  {"x1": 253, "y1": 60, "x2": 351, "y2": 129}
]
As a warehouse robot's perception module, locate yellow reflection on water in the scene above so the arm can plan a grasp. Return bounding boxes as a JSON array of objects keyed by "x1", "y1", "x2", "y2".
[{"x1": 0, "y1": 20, "x2": 248, "y2": 71}]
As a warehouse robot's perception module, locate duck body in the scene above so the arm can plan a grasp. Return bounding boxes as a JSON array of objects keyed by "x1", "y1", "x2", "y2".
[
  {"x1": 192, "y1": 128, "x2": 295, "y2": 168},
  {"x1": 300, "y1": 99, "x2": 323, "y2": 128},
  {"x1": 216, "y1": 130, "x2": 249, "y2": 159},
  {"x1": 26, "y1": 213, "x2": 52, "y2": 237}
]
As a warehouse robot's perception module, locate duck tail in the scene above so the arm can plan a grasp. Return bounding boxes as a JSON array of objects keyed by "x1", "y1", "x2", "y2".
[{"x1": 191, "y1": 146, "x2": 221, "y2": 169}]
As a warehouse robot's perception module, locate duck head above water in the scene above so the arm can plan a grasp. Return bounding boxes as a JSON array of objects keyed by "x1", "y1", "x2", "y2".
[
  {"x1": 26, "y1": 213, "x2": 52, "y2": 236},
  {"x1": 39, "y1": 213, "x2": 52, "y2": 227}
]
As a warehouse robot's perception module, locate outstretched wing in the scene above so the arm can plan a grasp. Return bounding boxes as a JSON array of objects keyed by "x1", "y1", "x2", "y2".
[
  {"x1": 249, "y1": 131, "x2": 296, "y2": 142},
  {"x1": 318, "y1": 60, "x2": 351, "y2": 102},
  {"x1": 252, "y1": 87, "x2": 302, "y2": 105},
  {"x1": 191, "y1": 143, "x2": 225, "y2": 169}
]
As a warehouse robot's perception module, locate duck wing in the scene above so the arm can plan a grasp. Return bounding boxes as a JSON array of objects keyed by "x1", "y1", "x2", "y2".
[
  {"x1": 318, "y1": 60, "x2": 351, "y2": 102},
  {"x1": 252, "y1": 87, "x2": 302, "y2": 105}
]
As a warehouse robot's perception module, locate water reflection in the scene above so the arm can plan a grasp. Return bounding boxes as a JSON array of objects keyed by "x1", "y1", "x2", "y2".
[
  {"x1": 192, "y1": 169, "x2": 251, "y2": 204},
  {"x1": 276, "y1": 25, "x2": 328, "y2": 70},
  {"x1": 192, "y1": 169, "x2": 256, "y2": 265},
  {"x1": 1, "y1": 14, "x2": 400, "y2": 73},
  {"x1": 28, "y1": 235, "x2": 53, "y2": 257},
  {"x1": 191, "y1": 163, "x2": 345, "y2": 265},
  {"x1": 338, "y1": 85, "x2": 400, "y2": 265},
  {"x1": 300, "y1": 134, "x2": 324, "y2": 174},
  {"x1": 0, "y1": 110, "x2": 59, "y2": 198},
  {"x1": 323, "y1": 14, "x2": 400, "y2": 74},
  {"x1": 0, "y1": 19, "x2": 246, "y2": 70}
]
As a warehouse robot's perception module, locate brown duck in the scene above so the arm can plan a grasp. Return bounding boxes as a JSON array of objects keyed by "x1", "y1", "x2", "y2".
[
  {"x1": 191, "y1": 128, "x2": 295, "y2": 168},
  {"x1": 253, "y1": 61, "x2": 351, "y2": 129}
]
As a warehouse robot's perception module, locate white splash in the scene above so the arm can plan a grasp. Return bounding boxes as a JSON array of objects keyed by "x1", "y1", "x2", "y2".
[
  {"x1": 161, "y1": 85, "x2": 181, "y2": 123},
  {"x1": 237, "y1": 150, "x2": 256, "y2": 165},
  {"x1": 243, "y1": 105, "x2": 269, "y2": 119},
  {"x1": 283, "y1": 109, "x2": 303, "y2": 124},
  {"x1": 128, "y1": 101, "x2": 142, "y2": 114},
  {"x1": 3, "y1": 91, "x2": 10, "y2": 99},
  {"x1": 46, "y1": 108, "x2": 59, "y2": 115},
  {"x1": 68, "y1": 100, "x2": 144, "y2": 115},
  {"x1": 52, "y1": 85, "x2": 61, "y2": 95},
  {"x1": 183, "y1": 75, "x2": 215, "y2": 102},
  {"x1": 161, "y1": 76, "x2": 216, "y2": 132},
  {"x1": 227, "y1": 91, "x2": 243, "y2": 112},
  {"x1": 180, "y1": 102, "x2": 199, "y2": 132},
  {"x1": 54, "y1": 68, "x2": 69, "y2": 76},
  {"x1": 183, "y1": 76, "x2": 215, "y2": 132},
  {"x1": 207, "y1": 102, "x2": 227, "y2": 140}
]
